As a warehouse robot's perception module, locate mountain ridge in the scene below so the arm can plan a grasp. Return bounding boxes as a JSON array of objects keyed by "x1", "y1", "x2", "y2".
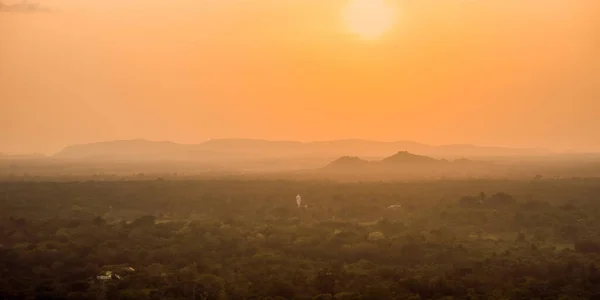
[{"x1": 52, "y1": 138, "x2": 555, "y2": 161}]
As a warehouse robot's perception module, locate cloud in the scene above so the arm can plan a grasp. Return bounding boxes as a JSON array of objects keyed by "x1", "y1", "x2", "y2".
[{"x1": 0, "y1": 1, "x2": 51, "y2": 13}]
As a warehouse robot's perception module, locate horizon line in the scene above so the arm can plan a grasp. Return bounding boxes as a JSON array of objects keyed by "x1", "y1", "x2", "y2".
[{"x1": 1, "y1": 137, "x2": 581, "y2": 156}]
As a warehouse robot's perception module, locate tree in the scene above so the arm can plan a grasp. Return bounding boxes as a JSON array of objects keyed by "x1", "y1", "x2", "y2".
[{"x1": 314, "y1": 271, "x2": 336, "y2": 295}]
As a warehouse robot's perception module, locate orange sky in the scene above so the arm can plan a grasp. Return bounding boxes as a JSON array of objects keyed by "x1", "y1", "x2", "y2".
[{"x1": 1, "y1": 0, "x2": 599, "y2": 154}]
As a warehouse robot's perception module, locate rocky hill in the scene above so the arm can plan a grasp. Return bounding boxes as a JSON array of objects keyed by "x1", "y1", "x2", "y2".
[{"x1": 380, "y1": 151, "x2": 442, "y2": 164}]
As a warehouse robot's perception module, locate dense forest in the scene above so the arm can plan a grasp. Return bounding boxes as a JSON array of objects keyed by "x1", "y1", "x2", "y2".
[{"x1": 2, "y1": 178, "x2": 600, "y2": 299}]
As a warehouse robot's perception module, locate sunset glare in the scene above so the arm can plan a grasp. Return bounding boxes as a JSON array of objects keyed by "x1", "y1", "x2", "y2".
[
  {"x1": 0, "y1": 0, "x2": 599, "y2": 154},
  {"x1": 343, "y1": 0, "x2": 395, "y2": 39}
]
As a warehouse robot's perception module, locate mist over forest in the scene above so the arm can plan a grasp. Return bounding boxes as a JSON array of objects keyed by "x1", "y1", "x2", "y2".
[
  {"x1": 2, "y1": 139, "x2": 600, "y2": 181},
  {"x1": 2, "y1": 0, "x2": 600, "y2": 299}
]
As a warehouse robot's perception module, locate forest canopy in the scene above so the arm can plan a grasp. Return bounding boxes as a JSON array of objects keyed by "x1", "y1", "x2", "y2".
[{"x1": 1, "y1": 178, "x2": 600, "y2": 299}]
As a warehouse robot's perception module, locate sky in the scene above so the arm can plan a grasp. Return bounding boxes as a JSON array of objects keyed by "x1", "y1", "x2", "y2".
[{"x1": 1, "y1": 0, "x2": 599, "y2": 154}]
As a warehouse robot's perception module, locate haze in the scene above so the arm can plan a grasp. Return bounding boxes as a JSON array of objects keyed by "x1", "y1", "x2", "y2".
[{"x1": 1, "y1": 0, "x2": 599, "y2": 154}]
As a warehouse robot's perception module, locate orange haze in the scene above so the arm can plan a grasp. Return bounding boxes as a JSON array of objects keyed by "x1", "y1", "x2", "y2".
[{"x1": 1, "y1": 0, "x2": 599, "y2": 154}]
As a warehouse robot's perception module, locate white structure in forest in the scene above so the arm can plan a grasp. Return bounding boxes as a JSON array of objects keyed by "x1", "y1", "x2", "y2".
[{"x1": 296, "y1": 194, "x2": 302, "y2": 208}]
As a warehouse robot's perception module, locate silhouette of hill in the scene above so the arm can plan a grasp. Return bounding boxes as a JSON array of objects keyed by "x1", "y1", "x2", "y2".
[
  {"x1": 53, "y1": 138, "x2": 554, "y2": 162},
  {"x1": 321, "y1": 151, "x2": 498, "y2": 179},
  {"x1": 324, "y1": 151, "x2": 444, "y2": 171},
  {"x1": 380, "y1": 151, "x2": 441, "y2": 164},
  {"x1": 324, "y1": 156, "x2": 370, "y2": 169}
]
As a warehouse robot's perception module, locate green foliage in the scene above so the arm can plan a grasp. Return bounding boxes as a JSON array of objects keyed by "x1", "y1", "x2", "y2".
[{"x1": 1, "y1": 178, "x2": 600, "y2": 299}]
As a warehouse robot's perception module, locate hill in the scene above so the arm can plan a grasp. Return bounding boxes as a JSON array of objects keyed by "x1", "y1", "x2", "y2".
[
  {"x1": 380, "y1": 151, "x2": 442, "y2": 164},
  {"x1": 324, "y1": 156, "x2": 371, "y2": 170},
  {"x1": 323, "y1": 151, "x2": 444, "y2": 172},
  {"x1": 320, "y1": 151, "x2": 498, "y2": 179},
  {"x1": 53, "y1": 138, "x2": 554, "y2": 162}
]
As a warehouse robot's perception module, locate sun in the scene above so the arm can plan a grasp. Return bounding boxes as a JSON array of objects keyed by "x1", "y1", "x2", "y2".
[{"x1": 343, "y1": 0, "x2": 395, "y2": 40}]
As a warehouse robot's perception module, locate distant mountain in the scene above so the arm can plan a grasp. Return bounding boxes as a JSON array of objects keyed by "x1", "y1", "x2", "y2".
[
  {"x1": 321, "y1": 151, "x2": 496, "y2": 178},
  {"x1": 380, "y1": 151, "x2": 441, "y2": 164},
  {"x1": 53, "y1": 138, "x2": 555, "y2": 163},
  {"x1": 324, "y1": 156, "x2": 371, "y2": 169},
  {"x1": 325, "y1": 151, "x2": 443, "y2": 170}
]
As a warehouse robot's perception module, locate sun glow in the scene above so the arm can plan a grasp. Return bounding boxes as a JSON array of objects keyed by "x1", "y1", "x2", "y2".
[{"x1": 343, "y1": 0, "x2": 395, "y2": 40}]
